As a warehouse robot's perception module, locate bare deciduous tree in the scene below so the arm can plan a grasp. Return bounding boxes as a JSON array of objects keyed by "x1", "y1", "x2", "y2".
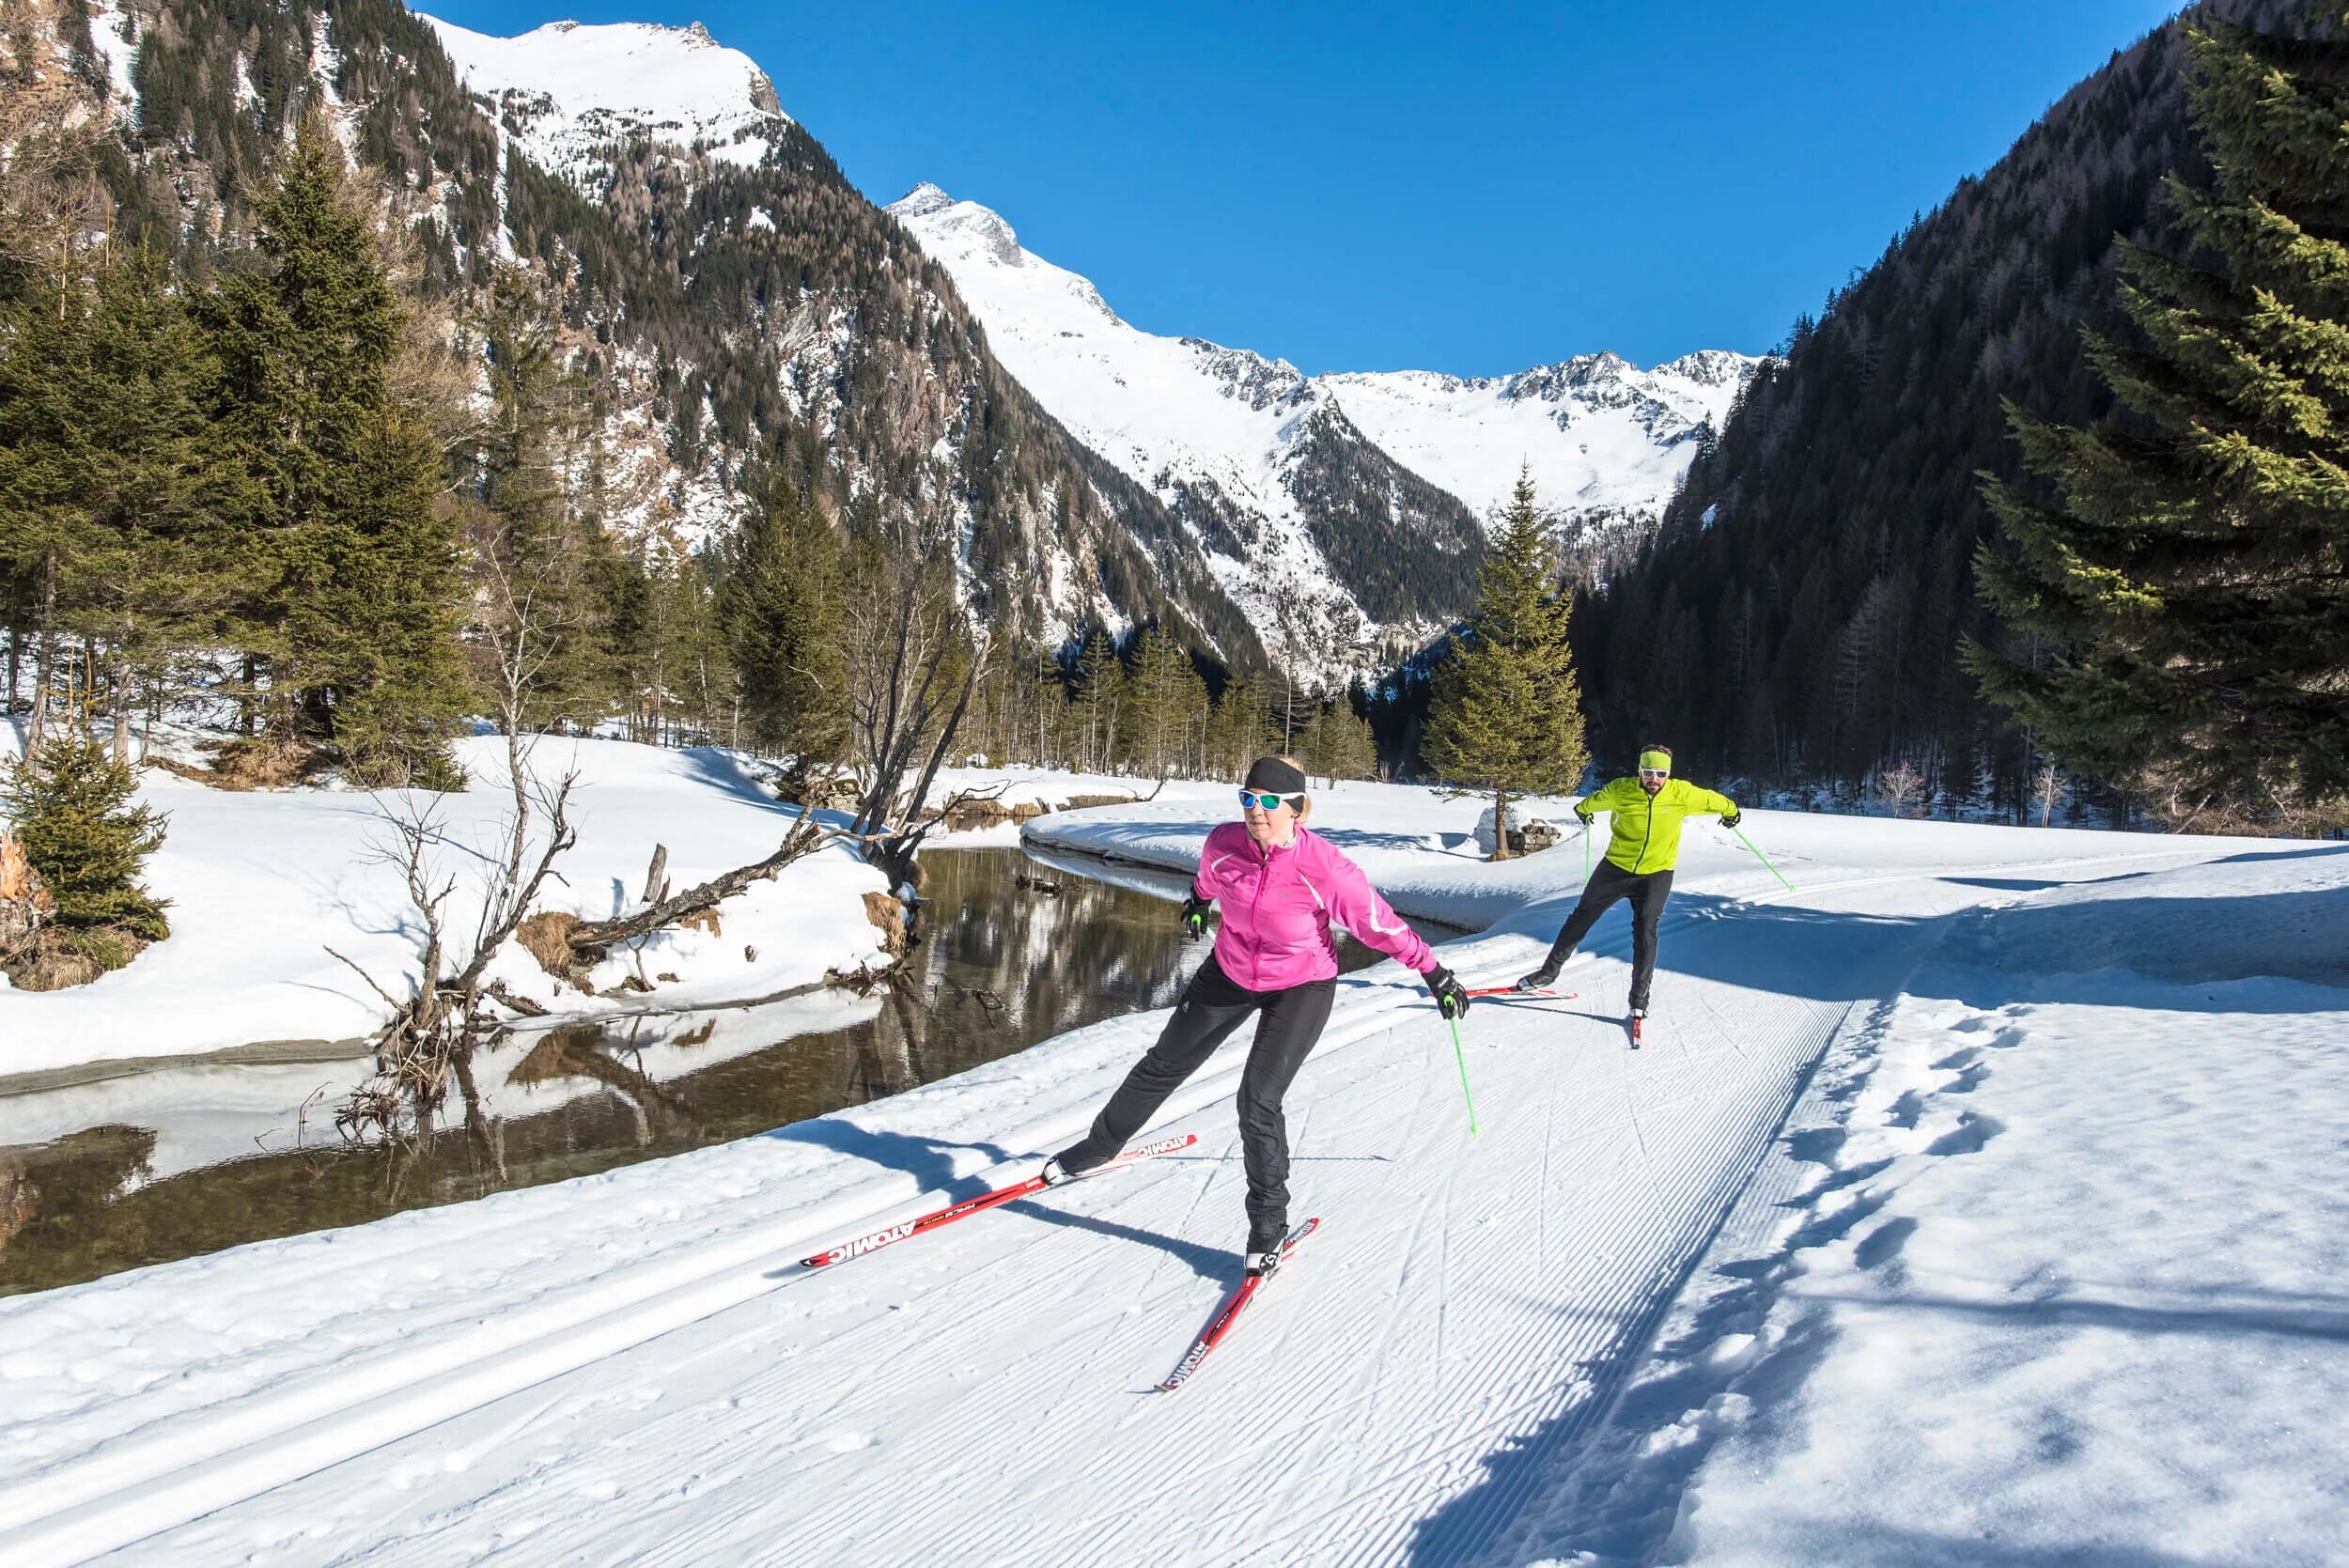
[
  {"x1": 1873, "y1": 757, "x2": 1926, "y2": 819},
  {"x1": 2033, "y1": 762, "x2": 2064, "y2": 828},
  {"x1": 840, "y1": 505, "x2": 991, "y2": 883}
]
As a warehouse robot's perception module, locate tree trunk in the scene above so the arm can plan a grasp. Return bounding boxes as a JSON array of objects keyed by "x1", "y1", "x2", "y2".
[
  {"x1": 1491, "y1": 784, "x2": 1512, "y2": 861},
  {"x1": 878, "y1": 649, "x2": 984, "y2": 887},
  {"x1": 110, "y1": 648, "x2": 131, "y2": 766},
  {"x1": 26, "y1": 551, "x2": 56, "y2": 756}
]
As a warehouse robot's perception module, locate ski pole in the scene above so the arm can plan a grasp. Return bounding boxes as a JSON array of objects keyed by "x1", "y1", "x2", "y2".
[
  {"x1": 1447, "y1": 1015, "x2": 1480, "y2": 1136},
  {"x1": 1580, "y1": 818, "x2": 1591, "y2": 877},
  {"x1": 1730, "y1": 822, "x2": 1797, "y2": 893}
]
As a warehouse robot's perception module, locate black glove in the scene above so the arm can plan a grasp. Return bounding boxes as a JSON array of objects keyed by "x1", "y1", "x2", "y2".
[
  {"x1": 1575, "y1": 808, "x2": 1595, "y2": 828},
  {"x1": 1181, "y1": 894, "x2": 1211, "y2": 940},
  {"x1": 1426, "y1": 964, "x2": 1470, "y2": 1019},
  {"x1": 1720, "y1": 810, "x2": 1742, "y2": 830}
]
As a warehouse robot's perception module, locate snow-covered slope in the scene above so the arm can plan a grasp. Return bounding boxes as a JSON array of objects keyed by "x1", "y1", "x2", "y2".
[
  {"x1": 889, "y1": 184, "x2": 1484, "y2": 671},
  {"x1": 890, "y1": 183, "x2": 1761, "y2": 575},
  {"x1": 421, "y1": 16, "x2": 786, "y2": 178}
]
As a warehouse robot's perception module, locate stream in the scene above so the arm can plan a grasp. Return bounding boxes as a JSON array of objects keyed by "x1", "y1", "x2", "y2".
[{"x1": 0, "y1": 846, "x2": 1458, "y2": 1296}]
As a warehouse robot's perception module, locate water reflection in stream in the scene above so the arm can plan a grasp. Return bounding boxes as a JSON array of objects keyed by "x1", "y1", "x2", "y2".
[{"x1": 0, "y1": 847, "x2": 1456, "y2": 1296}]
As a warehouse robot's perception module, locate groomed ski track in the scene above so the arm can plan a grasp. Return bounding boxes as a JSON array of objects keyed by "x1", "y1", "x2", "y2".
[{"x1": 0, "y1": 808, "x2": 2236, "y2": 1566}]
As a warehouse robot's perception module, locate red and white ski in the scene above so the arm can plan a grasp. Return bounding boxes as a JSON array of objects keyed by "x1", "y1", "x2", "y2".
[
  {"x1": 1157, "y1": 1217, "x2": 1318, "y2": 1391},
  {"x1": 800, "y1": 1132, "x2": 1198, "y2": 1270},
  {"x1": 1629, "y1": 1015, "x2": 1644, "y2": 1048},
  {"x1": 1464, "y1": 986, "x2": 1578, "y2": 1000}
]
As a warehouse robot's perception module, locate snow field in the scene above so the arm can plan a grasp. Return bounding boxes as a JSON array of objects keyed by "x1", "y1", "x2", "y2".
[
  {"x1": 1499, "y1": 850, "x2": 2349, "y2": 1567},
  {"x1": 2, "y1": 783, "x2": 2310, "y2": 1564},
  {"x1": 0, "y1": 736, "x2": 896, "y2": 1076}
]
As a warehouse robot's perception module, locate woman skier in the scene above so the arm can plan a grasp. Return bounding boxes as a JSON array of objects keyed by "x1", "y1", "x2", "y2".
[
  {"x1": 1516, "y1": 744, "x2": 1738, "y2": 1030},
  {"x1": 1043, "y1": 755, "x2": 1470, "y2": 1274}
]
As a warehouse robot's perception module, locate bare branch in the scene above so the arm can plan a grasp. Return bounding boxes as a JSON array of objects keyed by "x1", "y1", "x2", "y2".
[{"x1": 323, "y1": 945, "x2": 408, "y2": 1015}]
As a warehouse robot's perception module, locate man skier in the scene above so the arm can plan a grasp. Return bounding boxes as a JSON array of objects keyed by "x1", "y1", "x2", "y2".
[
  {"x1": 1044, "y1": 755, "x2": 1470, "y2": 1275},
  {"x1": 1516, "y1": 744, "x2": 1739, "y2": 1026}
]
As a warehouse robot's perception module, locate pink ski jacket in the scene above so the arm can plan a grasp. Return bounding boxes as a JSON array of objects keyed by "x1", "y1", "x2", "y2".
[{"x1": 1192, "y1": 821, "x2": 1438, "y2": 991}]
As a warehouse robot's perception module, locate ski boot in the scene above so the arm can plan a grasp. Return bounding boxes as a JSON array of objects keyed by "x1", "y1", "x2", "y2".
[
  {"x1": 1040, "y1": 1146, "x2": 1106, "y2": 1187},
  {"x1": 1516, "y1": 962, "x2": 1562, "y2": 993},
  {"x1": 1244, "y1": 1220, "x2": 1289, "y2": 1277}
]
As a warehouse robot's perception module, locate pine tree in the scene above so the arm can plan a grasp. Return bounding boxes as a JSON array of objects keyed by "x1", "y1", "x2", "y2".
[
  {"x1": 1423, "y1": 472, "x2": 1588, "y2": 859},
  {"x1": 1299, "y1": 697, "x2": 1379, "y2": 786},
  {"x1": 1968, "y1": 8, "x2": 2349, "y2": 813},
  {"x1": 1206, "y1": 675, "x2": 1276, "y2": 778},
  {"x1": 722, "y1": 466, "x2": 848, "y2": 759},
  {"x1": 1070, "y1": 625, "x2": 1121, "y2": 772},
  {"x1": 1122, "y1": 624, "x2": 1202, "y2": 777},
  {"x1": 201, "y1": 117, "x2": 466, "y2": 782},
  {"x1": 68, "y1": 248, "x2": 225, "y2": 762},
  {"x1": 2, "y1": 729, "x2": 170, "y2": 961},
  {"x1": 468, "y1": 265, "x2": 617, "y2": 732},
  {"x1": 0, "y1": 242, "x2": 223, "y2": 761}
]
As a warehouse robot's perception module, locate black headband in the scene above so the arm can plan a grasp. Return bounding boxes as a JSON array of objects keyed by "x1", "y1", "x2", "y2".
[{"x1": 1242, "y1": 756, "x2": 1308, "y2": 797}]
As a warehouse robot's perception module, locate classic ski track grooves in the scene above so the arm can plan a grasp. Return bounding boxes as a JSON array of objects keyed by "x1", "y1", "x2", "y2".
[
  {"x1": 12, "y1": 839, "x2": 2229, "y2": 1566},
  {"x1": 3, "y1": 980, "x2": 1453, "y2": 1563}
]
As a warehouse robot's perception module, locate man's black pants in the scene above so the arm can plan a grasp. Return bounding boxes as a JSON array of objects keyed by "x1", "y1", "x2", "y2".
[
  {"x1": 1538, "y1": 861, "x2": 1675, "y2": 1009},
  {"x1": 1059, "y1": 952, "x2": 1334, "y2": 1239}
]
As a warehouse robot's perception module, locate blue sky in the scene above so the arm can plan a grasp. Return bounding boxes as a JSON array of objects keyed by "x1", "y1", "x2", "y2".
[{"x1": 423, "y1": 0, "x2": 2179, "y2": 376}]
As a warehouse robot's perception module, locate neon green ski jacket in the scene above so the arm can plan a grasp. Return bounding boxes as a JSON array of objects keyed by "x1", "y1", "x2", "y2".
[{"x1": 1579, "y1": 777, "x2": 1738, "y2": 876}]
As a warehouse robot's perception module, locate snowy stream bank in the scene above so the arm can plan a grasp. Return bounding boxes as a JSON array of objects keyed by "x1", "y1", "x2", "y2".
[{"x1": 0, "y1": 737, "x2": 897, "y2": 1076}]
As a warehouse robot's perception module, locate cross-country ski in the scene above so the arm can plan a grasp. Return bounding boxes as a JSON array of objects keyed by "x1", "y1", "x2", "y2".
[
  {"x1": 1159, "y1": 1217, "x2": 1319, "y2": 1391},
  {"x1": 799, "y1": 1132, "x2": 1198, "y2": 1269}
]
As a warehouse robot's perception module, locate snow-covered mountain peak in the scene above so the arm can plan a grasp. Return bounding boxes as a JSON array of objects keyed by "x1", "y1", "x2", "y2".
[
  {"x1": 888, "y1": 186, "x2": 1031, "y2": 271},
  {"x1": 887, "y1": 186, "x2": 1114, "y2": 314},
  {"x1": 421, "y1": 15, "x2": 787, "y2": 175},
  {"x1": 891, "y1": 182, "x2": 957, "y2": 221},
  {"x1": 1657, "y1": 348, "x2": 1751, "y2": 388},
  {"x1": 891, "y1": 185, "x2": 1489, "y2": 674},
  {"x1": 892, "y1": 182, "x2": 1764, "y2": 657}
]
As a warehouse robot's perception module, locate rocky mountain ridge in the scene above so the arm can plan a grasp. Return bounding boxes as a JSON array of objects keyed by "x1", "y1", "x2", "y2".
[{"x1": 888, "y1": 184, "x2": 1761, "y2": 600}]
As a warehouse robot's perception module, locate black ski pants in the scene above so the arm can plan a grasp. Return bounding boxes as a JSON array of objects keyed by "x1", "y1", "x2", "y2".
[
  {"x1": 1539, "y1": 860, "x2": 1675, "y2": 1010},
  {"x1": 1059, "y1": 952, "x2": 1334, "y2": 1239}
]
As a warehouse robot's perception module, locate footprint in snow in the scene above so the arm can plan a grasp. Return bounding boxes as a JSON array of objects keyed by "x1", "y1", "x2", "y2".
[
  {"x1": 1783, "y1": 1126, "x2": 1844, "y2": 1167},
  {"x1": 1925, "y1": 1111, "x2": 2005, "y2": 1157},
  {"x1": 1853, "y1": 1217, "x2": 1918, "y2": 1271}
]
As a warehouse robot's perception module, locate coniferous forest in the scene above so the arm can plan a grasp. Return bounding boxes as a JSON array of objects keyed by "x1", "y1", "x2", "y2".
[{"x1": 1575, "y1": 0, "x2": 2342, "y2": 830}]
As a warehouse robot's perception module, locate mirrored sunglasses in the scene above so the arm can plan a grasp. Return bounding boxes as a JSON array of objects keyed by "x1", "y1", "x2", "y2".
[
  {"x1": 1638, "y1": 768, "x2": 1671, "y2": 780},
  {"x1": 1237, "y1": 788, "x2": 1304, "y2": 811}
]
